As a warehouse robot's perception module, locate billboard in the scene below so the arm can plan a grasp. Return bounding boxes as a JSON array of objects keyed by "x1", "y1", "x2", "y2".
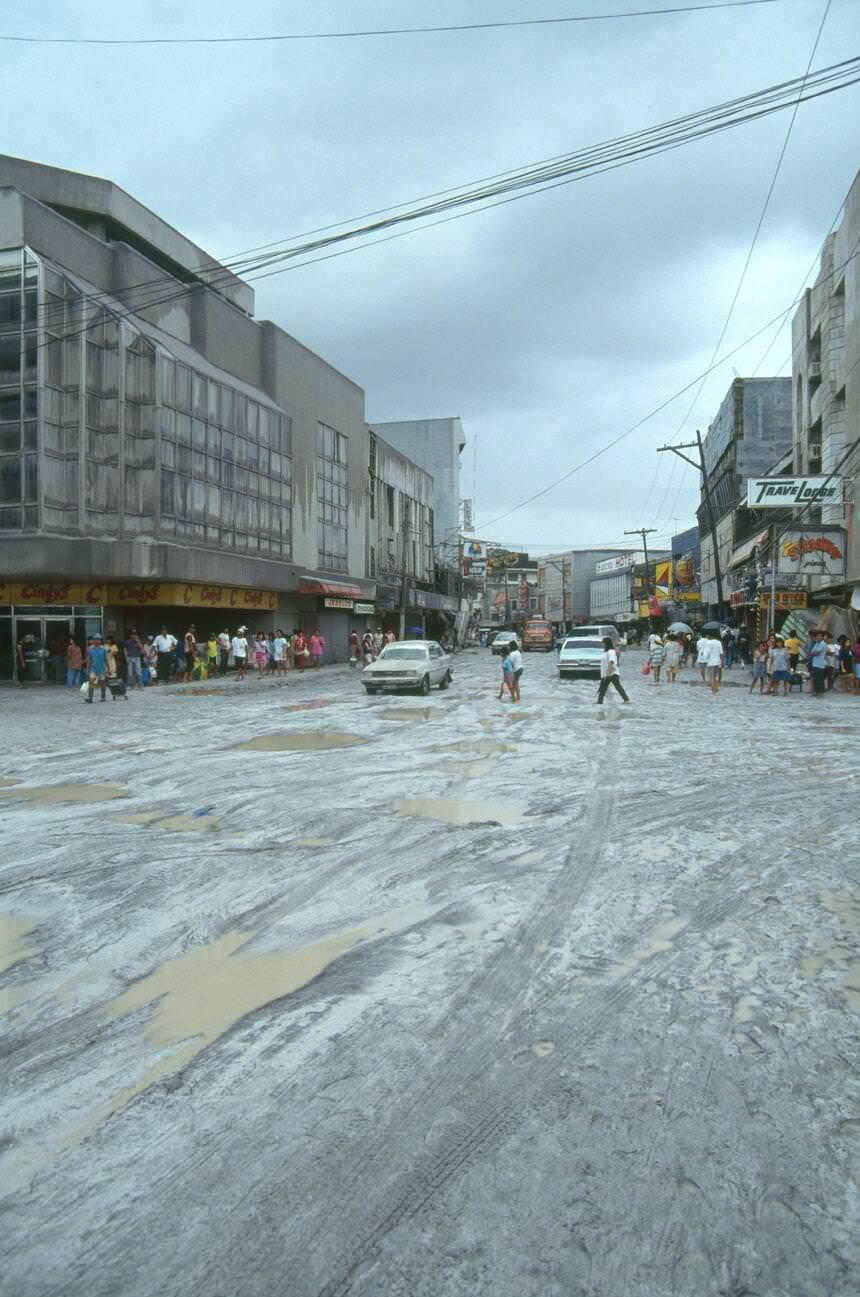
[
  {"x1": 745, "y1": 477, "x2": 842, "y2": 509},
  {"x1": 594, "y1": 551, "x2": 644, "y2": 574},
  {"x1": 776, "y1": 528, "x2": 845, "y2": 577}
]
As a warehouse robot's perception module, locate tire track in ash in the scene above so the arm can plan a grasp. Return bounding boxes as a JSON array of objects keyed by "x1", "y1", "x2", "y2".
[{"x1": 203, "y1": 725, "x2": 624, "y2": 1297}]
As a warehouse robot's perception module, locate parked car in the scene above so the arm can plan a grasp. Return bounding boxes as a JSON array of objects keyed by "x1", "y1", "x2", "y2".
[
  {"x1": 562, "y1": 624, "x2": 621, "y2": 650},
  {"x1": 558, "y1": 637, "x2": 604, "y2": 679},
  {"x1": 490, "y1": 631, "x2": 518, "y2": 656},
  {"x1": 362, "y1": 640, "x2": 452, "y2": 695},
  {"x1": 521, "y1": 618, "x2": 555, "y2": 652}
]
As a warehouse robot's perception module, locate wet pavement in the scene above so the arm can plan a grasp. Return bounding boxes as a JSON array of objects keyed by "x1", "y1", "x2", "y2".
[{"x1": 1, "y1": 650, "x2": 859, "y2": 1296}]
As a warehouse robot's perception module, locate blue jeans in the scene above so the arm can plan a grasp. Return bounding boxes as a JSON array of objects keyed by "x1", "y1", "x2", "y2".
[
  {"x1": 66, "y1": 668, "x2": 82, "y2": 688},
  {"x1": 126, "y1": 657, "x2": 141, "y2": 686}
]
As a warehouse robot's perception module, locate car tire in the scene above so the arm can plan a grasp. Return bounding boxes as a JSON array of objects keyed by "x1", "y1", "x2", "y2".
[
  {"x1": 418, "y1": 674, "x2": 430, "y2": 696},
  {"x1": 439, "y1": 670, "x2": 451, "y2": 690}
]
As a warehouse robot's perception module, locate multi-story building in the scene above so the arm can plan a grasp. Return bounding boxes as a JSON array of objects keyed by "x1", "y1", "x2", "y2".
[
  {"x1": 369, "y1": 418, "x2": 464, "y2": 569},
  {"x1": 588, "y1": 550, "x2": 671, "y2": 624},
  {"x1": 697, "y1": 376, "x2": 793, "y2": 612},
  {"x1": 0, "y1": 155, "x2": 385, "y2": 676},
  {"x1": 366, "y1": 430, "x2": 437, "y2": 636},
  {"x1": 482, "y1": 550, "x2": 539, "y2": 626},
  {"x1": 791, "y1": 164, "x2": 860, "y2": 605},
  {"x1": 537, "y1": 548, "x2": 625, "y2": 630}
]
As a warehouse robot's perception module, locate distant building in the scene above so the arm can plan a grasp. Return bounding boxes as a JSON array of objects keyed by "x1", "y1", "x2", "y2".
[
  {"x1": 537, "y1": 549, "x2": 627, "y2": 628},
  {"x1": 369, "y1": 418, "x2": 464, "y2": 570},
  {"x1": 589, "y1": 550, "x2": 670, "y2": 623},
  {"x1": 697, "y1": 377, "x2": 793, "y2": 611}
]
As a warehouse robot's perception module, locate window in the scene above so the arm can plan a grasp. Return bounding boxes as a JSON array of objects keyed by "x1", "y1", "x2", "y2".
[
  {"x1": 386, "y1": 485, "x2": 395, "y2": 528},
  {"x1": 316, "y1": 422, "x2": 348, "y2": 570}
]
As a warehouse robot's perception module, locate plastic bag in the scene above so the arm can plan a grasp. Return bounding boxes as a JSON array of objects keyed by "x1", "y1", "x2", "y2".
[{"x1": 641, "y1": 661, "x2": 651, "y2": 676}]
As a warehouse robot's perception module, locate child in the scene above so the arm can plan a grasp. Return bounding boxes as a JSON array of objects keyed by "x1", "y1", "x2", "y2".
[
  {"x1": 498, "y1": 648, "x2": 514, "y2": 700},
  {"x1": 749, "y1": 641, "x2": 768, "y2": 694}
]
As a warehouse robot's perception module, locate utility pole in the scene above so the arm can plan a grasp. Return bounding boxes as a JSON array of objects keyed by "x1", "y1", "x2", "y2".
[
  {"x1": 656, "y1": 431, "x2": 725, "y2": 619},
  {"x1": 624, "y1": 527, "x2": 658, "y2": 629},
  {"x1": 398, "y1": 498, "x2": 411, "y2": 640}
]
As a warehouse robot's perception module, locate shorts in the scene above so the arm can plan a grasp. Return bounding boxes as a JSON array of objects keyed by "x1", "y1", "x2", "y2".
[
  {"x1": 514, "y1": 668, "x2": 523, "y2": 679},
  {"x1": 772, "y1": 670, "x2": 789, "y2": 682},
  {"x1": 752, "y1": 664, "x2": 766, "y2": 678},
  {"x1": 706, "y1": 665, "x2": 721, "y2": 681}
]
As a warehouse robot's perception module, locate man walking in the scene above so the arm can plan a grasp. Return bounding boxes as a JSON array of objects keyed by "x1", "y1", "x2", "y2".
[
  {"x1": 596, "y1": 636, "x2": 630, "y2": 704},
  {"x1": 702, "y1": 632, "x2": 725, "y2": 694},
  {"x1": 217, "y1": 627, "x2": 231, "y2": 676},
  {"x1": 806, "y1": 629, "x2": 828, "y2": 698},
  {"x1": 124, "y1": 629, "x2": 143, "y2": 687},
  {"x1": 231, "y1": 626, "x2": 249, "y2": 682},
  {"x1": 86, "y1": 635, "x2": 108, "y2": 703}
]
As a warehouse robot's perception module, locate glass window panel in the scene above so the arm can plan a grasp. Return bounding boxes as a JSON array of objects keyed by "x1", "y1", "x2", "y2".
[
  {"x1": 0, "y1": 336, "x2": 20, "y2": 385},
  {"x1": 0, "y1": 457, "x2": 21, "y2": 502},
  {"x1": 246, "y1": 438, "x2": 259, "y2": 469},
  {"x1": 221, "y1": 386, "x2": 234, "y2": 429},
  {"x1": 0, "y1": 424, "x2": 19, "y2": 453},
  {"x1": 175, "y1": 364, "x2": 191, "y2": 411},
  {"x1": 247, "y1": 402, "x2": 259, "y2": 439},
  {"x1": 0, "y1": 392, "x2": 20, "y2": 421},
  {"x1": 177, "y1": 445, "x2": 192, "y2": 475},
  {"x1": 23, "y1": 334, "x2": 37, "y2": 383},
  {"x1": 206, "y1": 484, "x2": 219, "y2": 517},
  {"x1": 192, "y1": 450, "x2": 205, "y2": 478},
  {"x1": 24, "y1": 290, "x2": 37, "y2": 325},
  {"x1": 0, "y1": 293, "x2": 20, "y2": 329},
  {"x1": 161, "y1": 440, "x2": 176, "y2": 469},
  {"x1": 159, "y1": 356, "x2": 176, "y2": 407},
  {"x1": 175, "y1": 412, "x2": 191, "y2": 444},
  {"x1": 221, "y1": 491, "x2": 234, "y2": 525},
  {"x1": 160, "y1": 469, "x2": 175, "y2": 514},
  {"x1": 176, "y1": 474, "x2": 190, "y2": 519},
  {"x1": 192, "y1": 418, "x2": 206, "y2": 451},
  {"x1": 22, "y1": 421, "x2": 37, "y2": 450},
  {"x1": 221, "y1": 430, "x2": 234, "y2": 460},
  {"x1": 44, "y1": 422, "x2": 63, "y2": 454},
  {"x1": 206, "y1": 456, "x2": 220, "y2": 483},
  {"x1": 0, "y1": 505, "x2": 22, "y2": 528},
  {"x1": 23, "y1": 455, "x2": 37, "y2": 502},
  {"x1": 161, "y1": 407, "x2": 176, "y2": 439},
  {"x1": 192, "y1": 479, "x2": 206, "y2": 520},
  {"x1": 222, "y1": 460, "x2": 234, "y2": 487},
  {"x1": 23, "y1": 505, "x2": 38, "y2": 528},
  {"x1": 208, "y1": 383, "x2": 220, "y2": 424},
  {"x1": 192, "y1": 372, "x2": 206, "y2": 417}
]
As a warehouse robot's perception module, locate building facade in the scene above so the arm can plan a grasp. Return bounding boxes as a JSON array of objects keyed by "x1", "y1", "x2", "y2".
[
  {"x1": 370, "y1": 418, "x2": 464, "y2": 569},
  {"x1": 791, "y1": 165, "x2": 860, "y2": 604},
  {"x1": 367, "y1": 430, "x2": 437, "y2": 635},
  {"x1": 0, "y1": 155, "x2": 386, "y2": 676}
]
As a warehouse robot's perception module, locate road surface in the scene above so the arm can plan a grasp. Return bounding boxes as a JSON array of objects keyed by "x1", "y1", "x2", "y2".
[{"x1": 1, "y1": 650, "x2": 858, "y2": 1297}]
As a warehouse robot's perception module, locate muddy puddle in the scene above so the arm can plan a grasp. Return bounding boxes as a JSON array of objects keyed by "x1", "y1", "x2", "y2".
[
  {"x1": 447, "y1": 757, "x2": 497, "y2": 779},
  {"x1": 115, "y1": 810, "x2": 221, "y2": 833},
  {"x1": 377, "y1": 707, "x2": 437, "y2": 721},
  {"x1": 389, "y1": 796, "x2": 526, "y2": 827},
  {"x1": 0, "y1": 782, "x2": 128, "y2": 805},
  {"x1": 0, "y1": 776, "x2": 20, "y2": 788},
  {"x1": 607, "y1": 916, "x2": 689, "y2": 982},
  {"x1": 281, "y1": 700, "x2": 330, "y2": 713},
  {"x1": 802, "y1": 888, "x2": 860, "y2": 1013},
  {"x1": 0, "y1": 903, "x2": 435, "y2": 1193},
  {"x1": 0, "y1": 914, "x2": 42, "y2": 1018},
  {"x1": 237, "y1": 731, "x2": 366, "y2": 752}
]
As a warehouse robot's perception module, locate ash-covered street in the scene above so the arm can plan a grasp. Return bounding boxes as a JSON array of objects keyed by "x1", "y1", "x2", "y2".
[{"x1": 2, "y1": 649, "x2": 859, "y2": 1297}]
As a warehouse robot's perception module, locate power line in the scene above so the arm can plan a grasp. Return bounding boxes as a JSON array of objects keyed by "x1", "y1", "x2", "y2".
[
  {"x1": 35, "y1": 55, "x2": 860, "y2": 341},
  {"x1": 667, "y1": 0, "x2": 832, "y2": 443},
  {"x1": 0, "y1": 2, "x2": 782, "y2": 46},
  {"x1": 474, "y1": 241, "x2": 860, "y2": 533}
]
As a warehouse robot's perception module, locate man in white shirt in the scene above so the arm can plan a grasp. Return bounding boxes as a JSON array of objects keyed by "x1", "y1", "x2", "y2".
[
  {"x1": 153, "y1": 626, "x2": 177, "y2": 685},
  {"x1": 272, "y1": 630, "x2": 287, "y2": 676},
  {"x1": 695, "y1": 634, "x2": 709, "y2": 683},
  {"x1": 597, "y1": 637, "x2": 630, "y2": 704},
  {"x1": 231, "y1": 627, "x2": 249, "y2": 681},
  {"x1": 702, "y1": 633, "x2": 724, "y2": 694}
]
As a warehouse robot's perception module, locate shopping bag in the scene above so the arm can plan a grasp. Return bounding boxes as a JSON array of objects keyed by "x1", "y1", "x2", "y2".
[{"x1": 641, "y1": 661, "x2": 651, "y2": 676}]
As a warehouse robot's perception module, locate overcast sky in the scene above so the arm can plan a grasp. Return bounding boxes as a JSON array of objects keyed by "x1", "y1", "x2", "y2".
[{"x1": 5, "y1": 0, "x2": 860, "y2": 552}]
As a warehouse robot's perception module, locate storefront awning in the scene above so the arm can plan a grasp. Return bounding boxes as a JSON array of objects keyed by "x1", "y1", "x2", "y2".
[
  {"x1": 298, "y1": 578, "x2": 365, "y2": 599},
  {"x1": 728, "y1": 528, "x2": 769, "y2": 570}
]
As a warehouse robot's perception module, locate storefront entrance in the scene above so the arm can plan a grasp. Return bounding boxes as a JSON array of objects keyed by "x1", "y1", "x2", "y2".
[{"x1": 1, "y1": 607, "x2": 104, "y2": 682}]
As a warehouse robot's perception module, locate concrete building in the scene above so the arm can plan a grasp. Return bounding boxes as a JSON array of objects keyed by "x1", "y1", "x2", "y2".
[
  {"x1": 369, "y1": 418, "x2": 464, "y2": 569},
  {"x1": 0, "y1": 155, "x2": 386, "y2": 676},
  {"x1": 589, "y1": 550, "x2": 671, "y2": 624},
  {"x1": 537, "y1": 549, "x2": 626, "y2": 630},
  {"x1": 697, "y1": 377, "x2": 793, "y2": 611},
  {"x1": 791, "y1": 165, "x2": 860, "y2": 604},
  {"x1": 482, "y1": 551, "x2": 539, "y2": 626},
  {"x1": 367, "y1": 429, "x2": 442, "y2": 636}
]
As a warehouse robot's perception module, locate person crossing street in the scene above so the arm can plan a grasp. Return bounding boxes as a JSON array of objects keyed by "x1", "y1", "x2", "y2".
[{"x1": 596, "y1": 636, "x2": 630, "y2": 705}]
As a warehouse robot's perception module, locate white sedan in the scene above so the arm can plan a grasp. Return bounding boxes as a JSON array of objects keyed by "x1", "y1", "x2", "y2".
[
  {"x1": 362, "y1": 641, "x2": 453, "y2": 695},
  {"x1": 558, "y1": 637, "x2": 604, "y2": 679}
]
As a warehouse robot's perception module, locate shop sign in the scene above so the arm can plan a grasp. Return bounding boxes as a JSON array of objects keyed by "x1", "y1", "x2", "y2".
[
  {"x1": 353, "y1": 602, "x2": 375, "y2": 615},
  {"x1": 595, "y1": 551, "x2": 644, "y2": 574},
  {"x1": 758, "y1": 590, "x2": 808, "y2": 609},
  {"x1": 776, "y1": 528, "x2": 845, "y2": 577},
  {"x1": 745, "y1": 476, "x2": 842, "y2": 509},
  {"x1": 730, "y1": 590, "x2": 747, "y2": 607},
  {"x1": 0, "y1": 580, "x2": 280, "y2": 610},
  {"x1": 0, "y1": 581, "x2": 105, "y2": 606},
  {"x1": 324, "y1": 597, "x2": 353, "y2": 609}
]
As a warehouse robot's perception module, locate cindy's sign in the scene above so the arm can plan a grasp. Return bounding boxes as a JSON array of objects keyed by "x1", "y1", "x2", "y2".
[
  {"x1": 776, "y1": 528, "x2": 845, "y2": 577},
  {"x1": 746, "y1": 477, "x2": 842, "y2": 509}
]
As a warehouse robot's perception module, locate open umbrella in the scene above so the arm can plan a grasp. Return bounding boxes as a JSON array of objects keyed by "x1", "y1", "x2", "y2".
[
  {"x1": 702, "y1": 620, "x2": 723, "y2": 632},
  {"x1": 667, "y1": 621, "x2": 692, "y2": 634}
]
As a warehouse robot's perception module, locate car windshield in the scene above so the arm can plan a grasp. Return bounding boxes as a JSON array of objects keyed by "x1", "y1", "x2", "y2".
[
  {"x1": 493, "y1": 634, "x2": 515, "y2": 643},
  {"x1": 380, "y1": 647, "x2": 426, "y2": 660},
  {"x1": 563, "y1": 640, "x2": 602, "y2": 650}
]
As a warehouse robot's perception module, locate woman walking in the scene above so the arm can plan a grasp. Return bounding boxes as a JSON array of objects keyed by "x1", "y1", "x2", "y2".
[
  {"x1": 596, "y1": 636, "x2": 630, "y2": 704},
  {"x1": 254, "y1": 631, "x2": 269, "y2": 679},
  {"x1": 648, "y1": 635, "x2": 666, "y2": 685},
  {"x1": 663, "y1": 636, "x2": 682, "y2": 683},
  {"x1": 749, "y1": 641, "x2": 768, "y2": 695}
]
